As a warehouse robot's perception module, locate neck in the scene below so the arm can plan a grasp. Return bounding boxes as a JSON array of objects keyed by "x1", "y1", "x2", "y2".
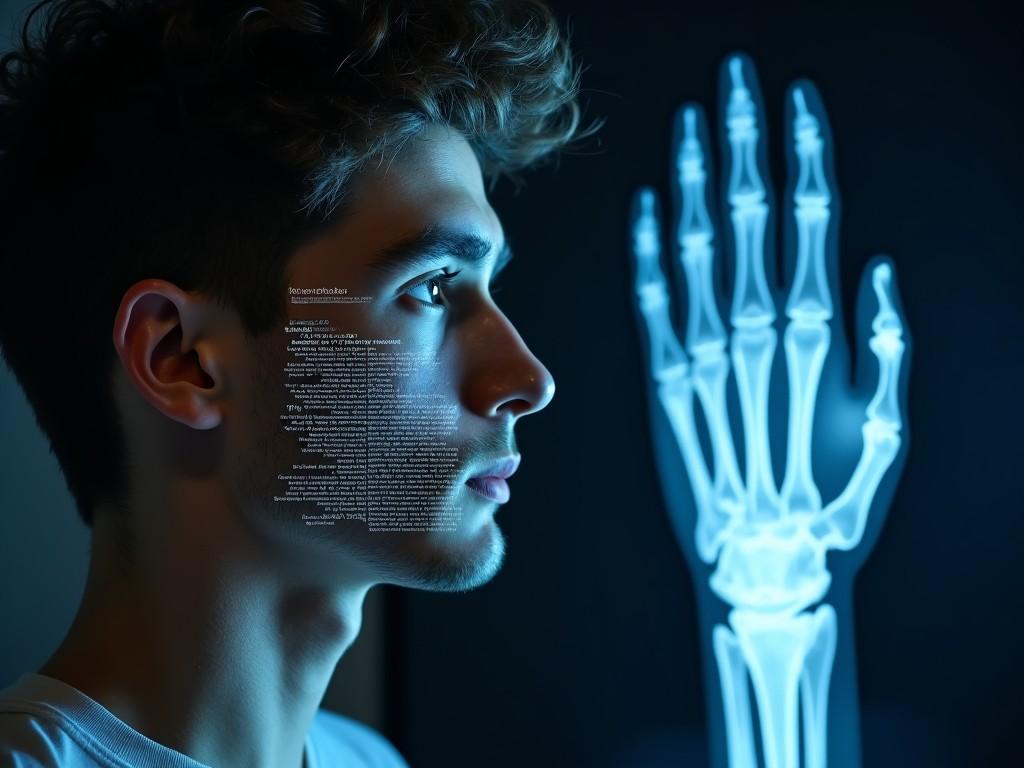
[{"x1": 41, "y1": 490, "x2": 373, "y2": 768}]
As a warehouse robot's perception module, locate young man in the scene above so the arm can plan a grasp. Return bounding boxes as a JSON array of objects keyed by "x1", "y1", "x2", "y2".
[{"x1": 0, "y1": 1, "x2": 588, "y2": 765}]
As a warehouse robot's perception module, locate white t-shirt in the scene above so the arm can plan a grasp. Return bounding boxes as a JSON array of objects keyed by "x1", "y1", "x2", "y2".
[{"x1": 0, "y1": 673, "x2": 409, "y2": 768}]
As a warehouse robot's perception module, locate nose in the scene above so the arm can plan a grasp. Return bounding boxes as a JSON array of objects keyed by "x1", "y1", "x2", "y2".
[{"x1": 462, "y1": 312, "x2": 556, "y2": 420}]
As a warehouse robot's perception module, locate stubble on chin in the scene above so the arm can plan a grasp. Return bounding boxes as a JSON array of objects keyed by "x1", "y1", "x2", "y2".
[{"x1": 369, "y1": 519, "x2": 508, "y2": 593}]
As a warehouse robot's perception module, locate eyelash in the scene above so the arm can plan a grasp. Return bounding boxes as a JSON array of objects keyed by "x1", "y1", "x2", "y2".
[{"x1": 407, "y1": 269, "x2": 462, "y2": 309}]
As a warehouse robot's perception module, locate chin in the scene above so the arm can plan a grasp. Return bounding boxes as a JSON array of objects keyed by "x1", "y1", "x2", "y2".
[{"x1": 380, "y1": 516, "x2": 507, "y2": 593}]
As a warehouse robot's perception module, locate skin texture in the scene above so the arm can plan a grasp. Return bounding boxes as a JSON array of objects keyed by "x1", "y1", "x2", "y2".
[{"x1": 39, "y1": 124, "x2": 555, "y2": 768}]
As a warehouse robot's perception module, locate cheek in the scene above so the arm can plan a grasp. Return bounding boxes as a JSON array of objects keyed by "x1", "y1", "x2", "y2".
[
  {"x1": 230, "y1": 345, "x2": 294, "y2": 479},
  {"x1": 386, "y1": 315, "x2": 462, "y2": 409},
  {"x1": 243, "y1": 343, "x2": 290, "y2": 441},
  {"x1": 402, "y1": 348, "x2": 458, "y2": 397},
  {"x1": 390, "y1": 347, "x2": 463, "y2": 453},
  {"x1": 230, "y1": 314, "x2": 498, "y2": 552}
]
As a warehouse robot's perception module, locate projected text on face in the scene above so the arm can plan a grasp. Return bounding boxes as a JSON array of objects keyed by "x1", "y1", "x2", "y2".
[{"x1": 275, "y1": 316, "x2": 462, "y2": 532}]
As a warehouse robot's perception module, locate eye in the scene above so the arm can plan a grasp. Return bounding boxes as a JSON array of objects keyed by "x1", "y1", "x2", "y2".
[{"x1": 405, "y1": 270, "x2": 461, "y2": 309}]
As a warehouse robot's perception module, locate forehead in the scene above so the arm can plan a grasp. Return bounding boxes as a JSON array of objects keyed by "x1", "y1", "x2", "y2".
[{"x1": 316, "y1": 125, "x2": 503, "y2": 261}]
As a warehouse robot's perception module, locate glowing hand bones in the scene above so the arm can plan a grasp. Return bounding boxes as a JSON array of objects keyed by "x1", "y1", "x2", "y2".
[{"x1": 630, "y1": 56, "x2": 908, "y2": 768}]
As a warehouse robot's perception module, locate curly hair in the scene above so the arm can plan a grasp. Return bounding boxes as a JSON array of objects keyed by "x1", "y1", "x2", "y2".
[{"x1": 0, "y1": 0, "x2": 591, "y2": 527}]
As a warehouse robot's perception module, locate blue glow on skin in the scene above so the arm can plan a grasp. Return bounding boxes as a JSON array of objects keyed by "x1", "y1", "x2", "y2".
[{"x1": 631, "y1": 56, "x2": 908, "y2": 768}]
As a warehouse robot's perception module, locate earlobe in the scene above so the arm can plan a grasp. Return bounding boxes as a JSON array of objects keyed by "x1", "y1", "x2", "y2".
[{"x1": 112, "y1": 279, "x2": 225, "y2": 430}]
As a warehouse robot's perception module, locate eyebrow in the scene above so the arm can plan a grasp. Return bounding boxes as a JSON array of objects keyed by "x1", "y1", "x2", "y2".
[{"x1": 369, "y1": 223, "x2": 513, "y2": 281}]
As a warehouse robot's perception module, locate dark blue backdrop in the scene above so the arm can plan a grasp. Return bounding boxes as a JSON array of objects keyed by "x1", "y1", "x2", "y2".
[{"x1": 387, "y1": 2, "x2": 1023, "y2": 766}]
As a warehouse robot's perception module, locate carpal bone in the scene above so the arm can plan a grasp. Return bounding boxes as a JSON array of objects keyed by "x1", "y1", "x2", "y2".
[{"x1": 711, "y1": 527, "x2": 830, "y2": 614}]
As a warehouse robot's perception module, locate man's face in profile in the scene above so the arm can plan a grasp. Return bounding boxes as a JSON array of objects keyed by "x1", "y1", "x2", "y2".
[{"x1": 227, "y1": 125, "x2": 555, "y2": 592}]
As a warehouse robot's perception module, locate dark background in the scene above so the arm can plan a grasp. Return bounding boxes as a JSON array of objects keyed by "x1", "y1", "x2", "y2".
[{"x1": 387, "y1": 2, "x2": 1023, "y2": 767}]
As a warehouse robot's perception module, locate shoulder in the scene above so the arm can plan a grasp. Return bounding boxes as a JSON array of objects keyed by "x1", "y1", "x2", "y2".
[
  {"x1": 0, "y1": 707, "x2": 99, "y2": 767},
  {"x1": 307, "y1": 709, "x2": 409, "y2": 768},
  {"x1": 0, "y1": 674, "x2": 208, "y2": 768}
]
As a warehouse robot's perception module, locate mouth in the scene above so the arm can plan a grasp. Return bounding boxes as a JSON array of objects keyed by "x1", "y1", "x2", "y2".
[{"x1": 465, "y1": 455, "x2": 520, "y2": 504}]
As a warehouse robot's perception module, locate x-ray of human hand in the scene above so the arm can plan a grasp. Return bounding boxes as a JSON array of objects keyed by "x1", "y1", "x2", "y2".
[{"x1": 629, "y1": 55, "x2": 910, "y2": 768}]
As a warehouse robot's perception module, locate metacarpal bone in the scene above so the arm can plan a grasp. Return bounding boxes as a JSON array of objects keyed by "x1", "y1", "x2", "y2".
[
  {"x1": 813, "y1": 421, "x2": 901, "y2": 551},
  {"x1": 781, "y1": 321, "x2": 830, "y2": 518},
  {"x1": 731, "y1": 326, "x2": 780, "y2": 520},
  {"x1": 692, "y1": 347, "x2": 746, "y2": 523},
  {"x1": 657, "y1": 376, "x2": 723, "y2": 561}
]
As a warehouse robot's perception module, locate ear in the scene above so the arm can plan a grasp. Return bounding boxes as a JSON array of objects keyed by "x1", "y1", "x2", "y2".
[{"x1": 112, "y1": 279, "x2": 226, "y2": 430}]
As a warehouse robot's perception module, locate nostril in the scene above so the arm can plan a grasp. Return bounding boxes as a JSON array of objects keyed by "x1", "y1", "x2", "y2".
[{"x1": 497, "y1": 397, "x2": 538, "y2": 419}]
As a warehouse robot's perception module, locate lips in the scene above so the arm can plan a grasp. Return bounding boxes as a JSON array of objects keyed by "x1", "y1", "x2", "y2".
[
  {"x1": 466, "y1": 476, "x2": 511, "y2": 503},
  {"x1": 466, "y1": 455, "x2": 520, "y2": 504}
]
